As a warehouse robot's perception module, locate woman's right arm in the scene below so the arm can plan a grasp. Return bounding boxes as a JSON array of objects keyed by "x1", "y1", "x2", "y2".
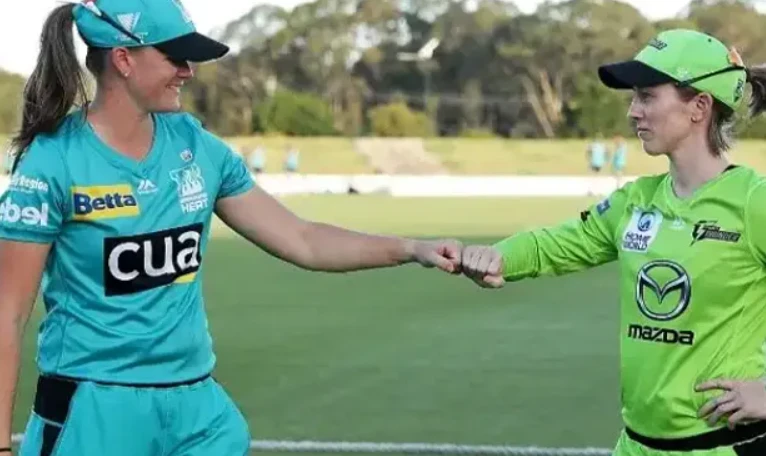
[
  {"x1": 0, "y1": 141, "x2": 68, "y2": 452},
  {"x1": 0, "y1": 241, "x2": 50, "y2": 450}
]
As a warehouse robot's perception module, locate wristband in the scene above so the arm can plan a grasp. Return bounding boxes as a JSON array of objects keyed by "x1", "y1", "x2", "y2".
[{"x1": 0, "y1": 447, "x2": 11, "y2": 453}]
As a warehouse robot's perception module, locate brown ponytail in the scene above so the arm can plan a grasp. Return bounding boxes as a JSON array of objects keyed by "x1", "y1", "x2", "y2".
[
  {"x1": 9, "y1": 4, "x2": 91, "y2": 172},
  {"x1": 677, "y1": 65, "x2": 766, "y2": 156},
  {"x1": 746, "y1": 65, "x2": 766, "y2": 118}
]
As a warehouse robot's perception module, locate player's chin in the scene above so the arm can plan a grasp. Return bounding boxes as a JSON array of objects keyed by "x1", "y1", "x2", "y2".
[
  {"x1": 151, "y1": 93, "x2": 183, "y2": 113},
  {"x1": 640, "y1": 139, "x2": 665, "y2": 156}
]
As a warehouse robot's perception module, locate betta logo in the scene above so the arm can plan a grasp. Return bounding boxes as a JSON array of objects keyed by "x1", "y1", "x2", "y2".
[{"x1": 72, "y1": 185, "x2": 140, "y2": 221}]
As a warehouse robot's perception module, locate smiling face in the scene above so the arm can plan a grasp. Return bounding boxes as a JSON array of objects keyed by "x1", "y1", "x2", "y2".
[{"x1": 120, "y1": 47, "x2": 193, "y2": 113}]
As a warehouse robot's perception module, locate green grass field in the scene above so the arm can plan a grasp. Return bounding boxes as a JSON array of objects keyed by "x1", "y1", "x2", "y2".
[
  {"x1": 12, "y1": 196, "x2": 624, "y2": 455},
  {"x1": 6, "y1": 133, "x2": 766, "y2": 176},
  {"x1": 227, "y1": 135, "x2": 766, "y2": 176}
]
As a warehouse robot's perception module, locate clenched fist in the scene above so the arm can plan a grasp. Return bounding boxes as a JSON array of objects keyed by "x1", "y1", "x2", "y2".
[
  {"x1": 409, "y1": 239, "x2": 463, "y2": 274},
  {"x1": 461, "y1": 245, "x2": 505, "y2": 288}
]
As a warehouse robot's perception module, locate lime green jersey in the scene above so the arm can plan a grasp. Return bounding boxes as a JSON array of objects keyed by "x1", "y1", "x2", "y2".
[{"x1": 495, "y1": 165, "x2": 766, "y2": 438}]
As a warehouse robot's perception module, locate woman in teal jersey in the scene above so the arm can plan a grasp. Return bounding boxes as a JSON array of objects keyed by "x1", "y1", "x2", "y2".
[
  {"x1": 457, "y1": 29, "x2": 766, "y2": 455},
  {"x1": 0, "y1": 1, "x2": 462, "y2": 455}
]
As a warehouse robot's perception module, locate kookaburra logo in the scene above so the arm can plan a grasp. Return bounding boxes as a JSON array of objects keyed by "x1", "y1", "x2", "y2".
[{"x1": 635, "y1": 260, "x2": 691, "y2": 321}]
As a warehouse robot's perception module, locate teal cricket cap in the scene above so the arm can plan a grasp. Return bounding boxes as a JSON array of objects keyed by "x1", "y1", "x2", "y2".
[
  {"x1": 598, "y1": 29, "x2": 747, "y2": 111},
  {"x1": 73, "y1": 0, "x2": 229, "y2": 63}
]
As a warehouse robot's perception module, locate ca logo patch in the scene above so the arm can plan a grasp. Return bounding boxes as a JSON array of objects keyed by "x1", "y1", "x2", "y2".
[{"x1": 622, "y1": 208, "x2": 663, "y2": 253}]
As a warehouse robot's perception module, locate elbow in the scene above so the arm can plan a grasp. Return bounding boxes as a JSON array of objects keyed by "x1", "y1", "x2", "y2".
[
  {"x1": 287, "y1": 221, "x2": 350, "y2": 273},
  {"x1": 286, "y1": 220, "x2": 325, "y2": 271}
]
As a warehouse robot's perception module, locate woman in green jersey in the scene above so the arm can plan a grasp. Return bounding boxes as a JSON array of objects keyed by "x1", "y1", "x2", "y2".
[
  {"x1": 0, "y1": 1, "x2": 462, "y2": 455},
  {"x1": 460, "y1": 29, "x2": 766, "y2": 455}
]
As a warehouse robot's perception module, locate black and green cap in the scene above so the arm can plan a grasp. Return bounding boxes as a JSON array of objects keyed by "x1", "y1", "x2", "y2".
[{"x1": 598, "y1": 29, "x2": 747, "y2": 110}]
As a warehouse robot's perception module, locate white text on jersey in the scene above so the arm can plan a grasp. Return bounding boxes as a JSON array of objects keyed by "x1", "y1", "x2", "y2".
[{"x1": 0, "y1": 197, "x2": 49, "y2": 227}]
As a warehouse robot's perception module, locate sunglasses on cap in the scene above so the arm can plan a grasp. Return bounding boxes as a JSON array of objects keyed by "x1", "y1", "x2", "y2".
[
  {"x1": 80, "y1": 0, "x2": 144, "y2": 45},
  {"x1": 80, "y1": 0, "x2": 189, "y2": 66}
]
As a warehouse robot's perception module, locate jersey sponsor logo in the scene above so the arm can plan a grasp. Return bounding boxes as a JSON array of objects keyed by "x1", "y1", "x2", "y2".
[
  {"x1": 103, "y1": 223, "x2": 203, "y2": 296},
  {"x1": 637, "y1": 212, "x2": 655, "y2": 231},
  {"x1": 636, "y1": 260, "x2": 691, "y2": 321},
  {"x1": 0, "y1": 197, "x2": 49, "y2": 227},
  {"x1": 170, "y1": 163, "x2": 208, "y2": 214},
  {"x1": 691, "y1": 220, "x2": 741, "y2": 245},
  {"x1": 622, "y1": 208, "x2": 663, "y2": 252},
  {"x1": 627, "y1": 325, "x2": 694, "y2": 346},
  {"x1": 9, "y1": 174, "x2": 49, "y2": 194},
  {"x1": 630, "y1": 260, "x2": 695, "y2": 346},
  {"x1": 72, "y1": 185, "x2": 139, "y2": 221}
]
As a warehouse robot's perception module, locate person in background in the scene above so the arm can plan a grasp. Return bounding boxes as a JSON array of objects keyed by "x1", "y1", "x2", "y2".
[
  {"x1": 586, "y1": 133, "x2": 608, "y2": 195},
  {"x1": 284, "y1": 144, "x2": 300, "y2": 174},
  {"x1": 612, "y1": 134, "x2": 628, "y2": 187},
  {"x1": 249, "y1": 145, "x2": 266, "y2": 174}
]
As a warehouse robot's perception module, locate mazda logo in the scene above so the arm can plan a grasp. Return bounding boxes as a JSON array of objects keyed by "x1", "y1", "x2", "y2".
[{"x1": 636, "y1": 260, "x2": 691, "y2": 322}]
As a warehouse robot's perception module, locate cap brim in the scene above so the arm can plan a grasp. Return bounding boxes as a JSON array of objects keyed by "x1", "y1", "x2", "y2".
[
  {"x1": 598, "y1": 60, "x2": 677, "y2": 89},
  {"x1": 154, "y1": 32, "x2": 229, "y2": 63}
]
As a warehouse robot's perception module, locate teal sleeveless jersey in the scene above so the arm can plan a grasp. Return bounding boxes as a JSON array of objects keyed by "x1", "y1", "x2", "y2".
[
  {"x1": 495, "y1": 166, "x2": 766, "y2": 438},
  {"x1": 0, "y1": 111, "x2": 254, "y2": 384}
]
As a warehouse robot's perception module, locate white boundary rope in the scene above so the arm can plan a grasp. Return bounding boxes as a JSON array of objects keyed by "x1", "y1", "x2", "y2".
[
  {"x1": 11, "y1": 434, "x2": 613, "y2": 455},
  {"x1": 250, "y1": 440, "x2": 613, "y2": 455}
]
